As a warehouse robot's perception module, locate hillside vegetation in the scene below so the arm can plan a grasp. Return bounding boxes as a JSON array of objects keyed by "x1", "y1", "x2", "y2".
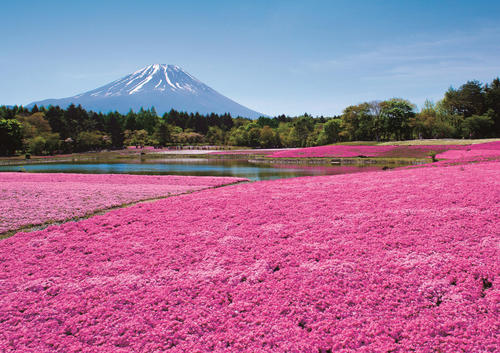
[{"x1": 1, "y1": 78, "x2": 500, "y2": 156}]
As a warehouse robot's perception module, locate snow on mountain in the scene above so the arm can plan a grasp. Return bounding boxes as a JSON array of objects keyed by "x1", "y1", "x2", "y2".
[{"x1": 28, "y1": 64, "x2": 265, "y2": 118}]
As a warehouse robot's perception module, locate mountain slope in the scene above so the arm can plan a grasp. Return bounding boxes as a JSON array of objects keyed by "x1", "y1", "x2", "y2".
[{"x1": 28, "y1": 64, "x2": 264, "y2": 118}]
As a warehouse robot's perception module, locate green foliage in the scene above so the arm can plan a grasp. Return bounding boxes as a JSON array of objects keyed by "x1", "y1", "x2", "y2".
[
  {"x1": 286, "y1": 116, "x2": 314, "y2": 147},
  {"x1": 206, "y1": 126, "x2": 225, "y2": 145},
  {"x1": 16, "y1": 112, "x2": 52, "y2": 138},
  {"x1": 0, "y1": 119, "x2": 23, "y2": 155},
  {"x1": 172, "y1": 131, "x2": 204, "y2": 144},
  {"x1": 44, "y1": 133, "x2": 61, "y2": 154},
  {"x1": 317, "y1": 118, "x2": 342, "y2": 145},
  {"x1": 103, "y1": 112, "x2": 124, "y2": 148},
  {"x1": 76, "y1": 131, "x2": 111, "y2": 151},
  {"x1": 379, "y1": 98, "x2": 415, "y2": 141},
  {"x1": 227, "y1": 126, "x2": 248, "y2": 146},
  {"x1": 29, "y1": 136, "x2": 46, "y2": 155},
  {"x1": 153, "y1": 120, "x2": 172, "y2": 146},
  {"x1": 257, "y1": 116, "x2": 279, "y2": 129},
  {"x1": 124, "y1": 129, "x2": 150, "y2": 147},
  {"x1": 247, "y1": 125, "x2": 262, "y2": 147},
  {"x1": 1, "y1": 75, "x2": 500, "y2": 155},
  {"x1": 27, "y1": 133, "x2": 61, "y2": 155},
  {"x1": 136, "y1": 107, "x2": 159, "y2": 135},
  {"x1": 485, "y1": 77, "x2": 500, "y2": 134},
  {"x1": 259, "y1": 125, "x2": 278, "y2": 148},
  {"x1": 341, "y1": 103, "x2": 373, "y2": 141},
  {"x1": 442, "y1": 81, "x2": 485, "y2": 117},
  {"x1": 461, "y1": 113, "x2": 495, "y2": 138}
]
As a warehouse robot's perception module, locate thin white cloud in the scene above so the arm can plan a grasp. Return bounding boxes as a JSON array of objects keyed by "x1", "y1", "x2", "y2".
[{"x1": 304, "y1": 26, "x2": 500, "y2": 80}]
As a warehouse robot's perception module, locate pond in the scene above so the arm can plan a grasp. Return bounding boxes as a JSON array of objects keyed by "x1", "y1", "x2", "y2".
[{"x1": 0, "y1": 158, "x2": 401, "y2": 181}]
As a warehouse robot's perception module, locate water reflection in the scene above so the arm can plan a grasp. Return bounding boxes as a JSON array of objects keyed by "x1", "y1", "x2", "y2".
[{"x1": 0, "y1": 158, "x2": 399, "y2": 181}]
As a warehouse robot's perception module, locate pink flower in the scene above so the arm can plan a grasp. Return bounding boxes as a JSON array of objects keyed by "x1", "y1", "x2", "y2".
[
  {"x1": 0, "y1": 173, "x2": 246, "y2": 233},
  {"x1": 0, "y1": 162, "x2": 498, "y2": 351}
]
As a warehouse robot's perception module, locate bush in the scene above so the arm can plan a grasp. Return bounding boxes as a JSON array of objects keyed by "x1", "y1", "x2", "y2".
[{"x1": 29, "y1": 136, "x2": 47, "y2": 155}]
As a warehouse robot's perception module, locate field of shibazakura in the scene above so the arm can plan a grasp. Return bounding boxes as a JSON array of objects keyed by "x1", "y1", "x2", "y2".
[
  {"x1": 0, "y1": 173, "x2": 247, "y2": 235},
  {"x1": 0, "y1": 160, "x2": 498, "y2": 352},
  {"x1": 267, "y1": 140, "x2": 500, "y2": 159}
]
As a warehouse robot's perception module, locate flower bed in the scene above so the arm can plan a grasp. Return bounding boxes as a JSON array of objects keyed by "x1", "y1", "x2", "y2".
[
  {"x1": 0, "y1": 173, "x2": 246, "y2": 234},
  {"x1": 269, "y1": 145, "x2": 398, "y2": 158},
  {"x1": 0, "y1": 162, "x2": 498, "y2": 351},
  {"x1": 210, "y1": 149, "x2": 286, "y2": 156},
  {"x1": 268, "y1": 140, "x2": 500, "y2": 160},
  {"x1": 268, "y1": 144, "x2": 472, "y2": 159},
  {"x1": 434, "y1": 140, "x2": 500, "y2": 163},
  {"x1": 469, "y1": 140, "x2": 500, "y2": 150}
]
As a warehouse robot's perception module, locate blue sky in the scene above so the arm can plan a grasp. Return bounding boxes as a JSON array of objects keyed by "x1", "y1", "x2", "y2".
[{"x1": 1, "y1": 0, "x2": 499, "y2": 116}]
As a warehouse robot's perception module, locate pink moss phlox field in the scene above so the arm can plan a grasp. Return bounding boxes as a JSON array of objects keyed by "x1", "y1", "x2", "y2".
[
  {"x1": 268, "y1": 142, "x2": 500, "y2": 159},
  {"x1": 469, "y1": 140, "x2": 500, "y2": 150},
  {"x1": 210, "y1": 149, "x2": 283, "y2": 155},
  {"x1": 126, "y1": 146, "x2": 156, "y2": 150},
  {"x1": 270, "y1": 163, "x2": 382, "y2": 175},
  {"x1": 436, "y1": 149, "x2": 500, "y2": 160},
  {"x1": 436, "y1": 141, "x2": 500, "y2": 161},
  {"x1": 0, "y1": 173, "x2": 246, "y2": 233},
  {"x1": 1, "y1": 163, "x2": 499, "y2": 352},
  {"x1": 269, "y1": 145, "x2": 397, "y2": 158}
]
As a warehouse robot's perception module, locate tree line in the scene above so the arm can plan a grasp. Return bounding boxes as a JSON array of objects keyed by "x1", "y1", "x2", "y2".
[{"x1": 1, "y1": 77, "x2": 499, "y2": 156}]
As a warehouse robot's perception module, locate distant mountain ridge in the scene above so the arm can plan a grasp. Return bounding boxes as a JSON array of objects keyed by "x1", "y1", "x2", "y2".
[{"x1": 28, "y1": 64, "x2": 264, "y2": 118}]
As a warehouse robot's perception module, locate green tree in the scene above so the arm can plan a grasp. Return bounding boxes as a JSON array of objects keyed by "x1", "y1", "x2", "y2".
[
  {"x1": 172, "y1": 131, "x2": 204, "y2": 144},
  {"x1": 259, "y1": 126, "x2": 275, "y2": 148},
  {"x1": 124, "y1": 110, "x2": 137, "y2": 130},
  {"x1": 257, "y1": 116, "x2": 279, "y2": 129},
  {"x1": 317, "y1": 118, "x2": 342, "y2": 144},
  {"x1": 104, "y1": 112, "x2": 124, "y2": 148},
  {"x1": 0, "y1": 119, "x2": 23, "y2": 155},
  {"x1": 16, "y1": 112, "x2": 52, "y2": 138},
  {"x1": 442, "y1": 80, "x2": 485, "y2": 118},
  {"x1": 29, "y1": 136, "x2": 46, "y2": 155},
  {"x1": 136, "y1": 108, "x2": 158, "y2": 135},
  {"x1": 276, "y1": 122, "x2": 293, "y2": 147},
  {"x1": 206, "y1": 126, "x2": 225, "y2": 145},
  {"x1": 340, "y1": 103, "x2": 373, "y2": 141},
  {"x1": 379, "y1": 98, "x2": 415, "y2": 140},
  {"x1": 485, "y1": 77, "x2": 500, "y2": 135},
  {"x1": 287, "y1": 116, "x2": 314, "y2": 147},
  {"x1": 247, "y1": 126, "x2": 261, "y2": 147},
  {"x1": 461, "y1": 112, "x2": 495, "y2": 138},
  {"x1": 76, "y1": 131, "x2": 110, "y2": 151},
  {"x1": 45, "y1": 106, "x2": 66, "y2": 137},
  {"x1": 153, "y1": 121, "x2": 172, "y2": 146},
  {"x1": 63, "y1": 104, "x2": 88, "y2": 139},
  {"x1": 227, "y1": 126, "x2": 248, "y2": 146},
  {"x1": 124, "y1": 129, "x2": 150, "y2": 147}
]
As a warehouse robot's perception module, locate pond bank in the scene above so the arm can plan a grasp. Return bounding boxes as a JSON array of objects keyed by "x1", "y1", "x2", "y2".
[{"x1": 249, "y1": 157, "x2": 430, "y2": 166}]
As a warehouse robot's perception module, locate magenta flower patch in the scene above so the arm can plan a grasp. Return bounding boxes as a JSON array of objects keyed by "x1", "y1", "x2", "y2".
[
  {"x1": 0, "y1": 162, "x2": 498, "y2": 351},
  {"x1": 268, "y1": 141, "x2": 500, "y2": 159},
  {"x1": 436, "y1": 141, "x2": 500, "y2": 161},
  {"x1": 0, "y1": 173, "x2": 246, "y2": 233},
  {"x1": 269, "y1": 145, "x2": 398, "y2": 158}
]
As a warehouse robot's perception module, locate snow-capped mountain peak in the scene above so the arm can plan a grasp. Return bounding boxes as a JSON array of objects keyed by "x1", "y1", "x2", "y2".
[
  {"x1": 28, "y1": 64, "x2": 264, "y2": 118},
  {"x1": 85, "y1": 64, "x2": 208, "y2": 98}
]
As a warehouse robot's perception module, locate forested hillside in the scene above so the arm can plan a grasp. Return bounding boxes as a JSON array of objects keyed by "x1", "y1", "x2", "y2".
[{"x1": 1, "y1": 78, "x2": 499, "y2": 156}]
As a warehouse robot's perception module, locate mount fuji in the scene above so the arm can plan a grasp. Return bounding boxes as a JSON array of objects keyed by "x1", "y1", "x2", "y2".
[{"x1": 28, "y1": 64, "x2": 265, "y2": 118}]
